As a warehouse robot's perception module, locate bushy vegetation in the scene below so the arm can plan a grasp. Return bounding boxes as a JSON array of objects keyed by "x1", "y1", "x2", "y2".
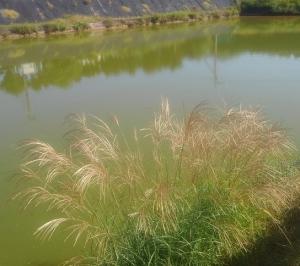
[
  {"x1": 146, "y1": 9, "x2": 238, "y2": 25},
  {"x1": 9, "y1": 24, "x2": 38, "y2": 36},
  {"x1": 16, "y1": 100, "x2": 300, "y2": 265},
  {"x1": 101, "y1": 9, "x2": 238, "y2": 29},
  {"x1": 241, "y1": 0, "x2": 300, "y2": 15},
  {"x1": 42, "y1": 23, "x2": 66, "y2": 34},
  {"x1": 0, "y1": 8, "x2": 238, "y2": 39},
  {"x1": 72, "y1": 21, "x2": 90, "y2": 32},
  {"x1": 102, "y1": 18, "x2": 114, "y2": 29},
  {"x1": 7, "y1": 22, "x2": 67, "y2": 37},
  {"x1": 149, "y1": 12, "x2": 190, "y2": 24}
]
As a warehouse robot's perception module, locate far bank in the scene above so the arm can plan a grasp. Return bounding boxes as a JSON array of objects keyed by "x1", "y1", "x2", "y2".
[{"x1": 0, "y1": 9, "x2": 239, "y2": 41}]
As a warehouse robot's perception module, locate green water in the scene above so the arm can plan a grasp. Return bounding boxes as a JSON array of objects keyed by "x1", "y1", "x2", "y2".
[{"x1": 1, "y1": 17, "x2": 300, "y2": 265}]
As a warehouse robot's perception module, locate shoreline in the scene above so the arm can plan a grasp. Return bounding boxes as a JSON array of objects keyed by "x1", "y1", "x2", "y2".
[{"x1": 0, "y1": 9, "x2": 239, "y2": 41}]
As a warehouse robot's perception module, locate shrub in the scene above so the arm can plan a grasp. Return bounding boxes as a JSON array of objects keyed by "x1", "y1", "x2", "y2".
[
  {"x1": 165, "y1": 12, "x2": 189, "y2": 22},
  {"x1": 72, "y1": 22, "x2": 90, "y2": 32},
  {"x1": 9, "y1": 24, "x2": 38, "y2": 36},
  {"x1": 211, "y1": 10, "x2": 222, "y2": 19},
  {"x1": 150, "y1": 14, "x2": 160, "y2": 24},
  {"x1": 157, "y1": 15, "x2": 169, "y2": 24},
  {"x1": 149, "y1": 12, "x2": 191, "y2": 25},
  {"x1": 134, "y1": 17, "x2": 145, "y2": 26},
  {"x1": 42, "y1": 23, "x2": 66, "y2": 34},
  {"x1": 188, "y1": 12, "x2": 198, "y2": 20},
  {"x1": 16, "y1": 100, "x2": 300, "y2": 265},
  {"x1": 102, "y1": 18, "x2": 114, "y2": 28}
]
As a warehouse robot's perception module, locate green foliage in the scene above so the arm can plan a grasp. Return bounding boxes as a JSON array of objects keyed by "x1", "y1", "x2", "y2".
[
  {"x1": 150, "y1": 12, "x2": 190, "y2": 24},
  {"x1": 187, "y1": 12, "x2": 198, "y2": 20},
  {"x1": 72, "y1": 21, "x2": 89, "y2": 32},
  {"x1": 102, "y1": 18, "x2": 114, "y2": 28},
  {"x1": 149, "y1": 14, "x2": 160, "y2": 24},
  {"x1": 9, "y1": 24, "x2": 38, "y2": 36},
  {"x1": 0, "y1": 8, "x2": 239, "y2": 40},
  {"x1": 42, "y1": 23, "x2": 66, "y2": 34},
  {"x1": 241, "y1": 0, "x2": 300, "y2": 15}
]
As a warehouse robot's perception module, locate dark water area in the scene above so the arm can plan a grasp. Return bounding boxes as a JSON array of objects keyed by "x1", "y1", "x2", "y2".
[{"x1": 1, "y1": 17, "x2": 300, "y2": 265}]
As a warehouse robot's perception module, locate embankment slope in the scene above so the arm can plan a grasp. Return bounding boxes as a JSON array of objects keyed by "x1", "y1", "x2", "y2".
[{"x1": 0, "y1": 0, "x2": 236, "y2": 24}]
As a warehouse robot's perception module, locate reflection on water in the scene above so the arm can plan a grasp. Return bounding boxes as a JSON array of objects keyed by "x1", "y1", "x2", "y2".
[
  {"x1": 0, "y1": 25, "x2": 224, "y2": 94},
  {"x1": 1, "y1": 17, "x2": 300, "y2": 265},
  {"x1": 1, "y1": 18, "x2": 300, "y2": 96}
]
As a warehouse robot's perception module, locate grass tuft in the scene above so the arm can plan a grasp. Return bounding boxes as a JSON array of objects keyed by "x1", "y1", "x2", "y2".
[
  {"x1": 42, "y1": 23, "x2": 67, "y2": 34},
  {"x1": 72, "y1": 22, "x2": 90, "y2": 32},
  {"x1": 9, "y1": 24, "x2": 38, "y2": 36},
  {"x1": 16, "y1": 99, "x2": 300, "y2": 265}
]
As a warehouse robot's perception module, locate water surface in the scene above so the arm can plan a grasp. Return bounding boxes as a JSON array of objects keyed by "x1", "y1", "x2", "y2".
[{"x1": 1, "y1": 17, "x2": 300, "y2": 265}]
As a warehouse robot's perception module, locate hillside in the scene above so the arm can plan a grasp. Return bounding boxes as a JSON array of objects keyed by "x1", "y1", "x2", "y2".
[{"x1": 0, "y1": 0, "x2": 235, "y2": 24}]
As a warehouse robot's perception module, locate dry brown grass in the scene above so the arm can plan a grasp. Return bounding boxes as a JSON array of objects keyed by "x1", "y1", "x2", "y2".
[
  {"x1": 0, "y1": 9, "x2": 20, "y2": 20},
  {"x1": 121, "y1": 5, "x2": 132, "y2": 14}
]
